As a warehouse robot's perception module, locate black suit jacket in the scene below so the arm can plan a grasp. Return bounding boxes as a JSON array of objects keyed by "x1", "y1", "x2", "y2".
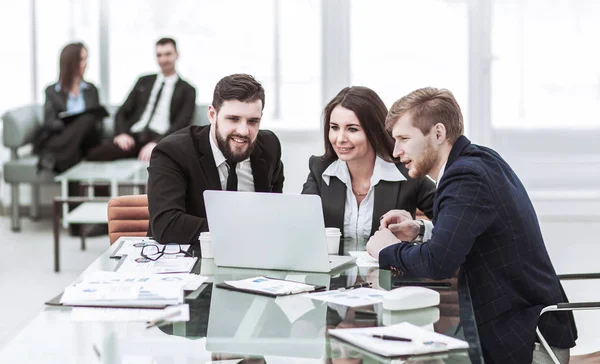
[
  {"x1": 42, "y1": 81, "x2": 101, "y2": 132},
  {"x1": 379, "y1": 136, "x2": 577, "y2": 363},
  {"x1": 115, "y1": 74, "x2": 196, "y2": 141},
  {"x1": 34, "y1": 81, "x2": 101, "y2": 153},
  {"x1": 301, "y1": 156, "x2": 436, "y2": 244},
  {"x1": 147, "y1": 125, "x2": 285, "y2": 245}
]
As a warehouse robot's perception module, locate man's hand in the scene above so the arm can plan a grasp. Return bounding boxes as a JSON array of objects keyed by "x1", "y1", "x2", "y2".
[
  {"x1": 366, "y1": 228, "x2": 400, "y2": 259},
  {"x1": 379, "y1": 209, "x2": 419, "y2": 241},
  {"x1": 138, "y1": 141, "x2": 157, "y2": 162},
  {"x1": 113, "y1": 133, "x2": 135, "y2": 151}
]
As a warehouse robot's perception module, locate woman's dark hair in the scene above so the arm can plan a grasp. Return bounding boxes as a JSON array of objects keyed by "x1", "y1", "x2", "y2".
[
  {"x1": 58, "y1": 42, "x2": 86, "y2": 93},
  {"x1": 323, "y1": 86, "x2": 395, "y2": 162}
]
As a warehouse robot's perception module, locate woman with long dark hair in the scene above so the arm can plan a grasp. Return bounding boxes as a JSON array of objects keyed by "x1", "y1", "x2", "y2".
[
  {"x1": 302, "y1": 86, "x2": 436, "y2": 251},
  {"x1": 35, "y1": 42, "x2": 104, "y2": 172}
]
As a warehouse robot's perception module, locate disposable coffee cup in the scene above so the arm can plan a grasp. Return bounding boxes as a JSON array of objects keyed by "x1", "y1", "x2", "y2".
[
  {"x1": 325, "y1": 227, "x2": 342, "y2": 255},
  {"x1": 199, "y1": 232, "x2": 213, "y2": 259}
]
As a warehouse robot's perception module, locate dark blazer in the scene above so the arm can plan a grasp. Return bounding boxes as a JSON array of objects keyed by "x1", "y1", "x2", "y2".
[
  {"x1": 378, "y1": 136, "x2": 577, "y2": 363},
  {"x1": 115, "y1": 74, "x2": 196, "y2": 141},
  {"x1": 34, "y1": 81, "x2": 101, "y2": 153},
  {"x1": 147, "y1": 125, "x2": 285, "y2": 245},
  {"x1": 302, "y1": 155, "x2": 435, "y2": 249},
  {"x1": 43, "y1": 82, "x2": 100, "y2": 131}
]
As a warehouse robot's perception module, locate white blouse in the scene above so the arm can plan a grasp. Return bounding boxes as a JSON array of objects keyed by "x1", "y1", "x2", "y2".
[{"x1": 322, "y1": 156, "x2": 406, "y2": 243}]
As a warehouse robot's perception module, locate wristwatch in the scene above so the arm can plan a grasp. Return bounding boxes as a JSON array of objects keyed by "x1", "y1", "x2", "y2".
[{"x1": 413, "y1": 219, "x2": 425, "y2": 244}]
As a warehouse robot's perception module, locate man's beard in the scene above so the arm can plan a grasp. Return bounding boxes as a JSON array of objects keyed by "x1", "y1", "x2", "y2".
[
  {"x1": 412, "y1": 139, "x2": 438, "y2": 178},
  {"x1": 215, "y1": 122, "x2": 255, "y2": 163}
]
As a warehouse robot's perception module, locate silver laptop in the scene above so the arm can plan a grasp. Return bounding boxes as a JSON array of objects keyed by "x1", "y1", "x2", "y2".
[{"x1": 203, "y1": 190, "x2": 356, "y2": 272}]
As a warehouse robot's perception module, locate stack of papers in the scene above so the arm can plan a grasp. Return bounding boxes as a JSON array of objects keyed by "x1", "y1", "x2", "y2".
[
  {"x1": 60, "y1": 272, "x2": 207, "y2": 308},
  {"x1": 71, "y1": 304, "x2": 190, "y2": 322},
  {"x1": 61, "y1": 282, "x2": 182, "y2": 308},
  {"x1": 328, "y1": 322, "x2": 469, "y2": 357}
]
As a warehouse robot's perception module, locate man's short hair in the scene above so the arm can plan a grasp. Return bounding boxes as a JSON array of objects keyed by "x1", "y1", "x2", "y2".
[
  {"x1": 156, "y1": 37, "x2": 177, "y2": 51},
  {"x1": 212, "y1": 74, "x2": 265, "y2": 112},
  {"x1": 386, "y1": 87, "x2": 464, "y2": 144}
]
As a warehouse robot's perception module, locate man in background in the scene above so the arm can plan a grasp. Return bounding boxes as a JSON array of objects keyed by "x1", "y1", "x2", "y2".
[{"x1": 87, "y1": 37, "x2": 196, "y2": 162}]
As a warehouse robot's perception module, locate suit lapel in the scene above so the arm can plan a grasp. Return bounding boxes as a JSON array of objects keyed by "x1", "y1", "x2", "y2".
[
  {"x1": 50, "y1": 85, "x2": 67, "y2": 112},
  {"x1": 321, "y1": 177, "x2": 346, "y2": 234},
  {"x1": 371, "y1": 180, "x2": 400, "y2": 235},
  {"x1": 432, "y1": 135, "x2": 472, "y2": 224},
  {"x1": 250, "y1": 144, "x2": 270, "y2": 192},
  {"x1": 195, "y1": 127, "x2": 222, "y2": 190},
  {"x1": 140, "y1": 75, "x2": 157, "y2": 110},
  {"x1": 169, "y1": 79, "x2": 183, "y2": 121}
]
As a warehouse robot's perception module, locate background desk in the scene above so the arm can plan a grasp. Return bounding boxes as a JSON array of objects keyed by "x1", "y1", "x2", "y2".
[{"x1": 0, "y1": 242, "x2": 483, "y2": 363}]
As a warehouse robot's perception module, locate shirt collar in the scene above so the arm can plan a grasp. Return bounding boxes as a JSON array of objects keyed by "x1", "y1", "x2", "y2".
[
  {"x1": 209, "y1": 126, "x2": 227, "y2": 168},
  {"x1": 158, "y1": 72, "x2": 179, "y2": 84},
  {"x1": 54, "y1": 80, "x2": 88, "y2": 92},
  {"x1": 436, "y1": 160, "x2": 448, "y2": 188},
  {"x1": 322, "y1": 156, "x2": 406, "y2": 186}
]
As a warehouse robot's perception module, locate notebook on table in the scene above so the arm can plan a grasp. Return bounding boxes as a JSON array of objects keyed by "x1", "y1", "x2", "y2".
[
  {"x1": 328, "y1": 322, "x2": 469, "y2": 357},
  {"x1": 215, "y1": 276, "x2": 326, "y2": 298}
]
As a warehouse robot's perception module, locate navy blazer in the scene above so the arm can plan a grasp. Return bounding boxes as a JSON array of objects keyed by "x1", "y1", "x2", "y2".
[
  {"x1": 302, "y1": 155, "x2": 436, "y2": 253},
  {"x1": 147, "y1": 125, "x2": 285, "y2": 245},
  {"x1": 379, "y1": 136, "x2": 577, "y2": 363}
]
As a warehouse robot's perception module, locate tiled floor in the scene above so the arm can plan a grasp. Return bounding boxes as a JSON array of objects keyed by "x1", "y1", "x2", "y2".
[{"x1": 0, "y1": 215, "x2": 598, "y2": 355}]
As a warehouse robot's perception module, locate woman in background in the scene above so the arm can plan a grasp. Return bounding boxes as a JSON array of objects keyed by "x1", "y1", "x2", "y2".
[
  {"x1": 302, "y1": 86, "x2": 436, "y2": 252},
  {"x1": 35, "y1": 42, "x2": 104, "y2": 173}
]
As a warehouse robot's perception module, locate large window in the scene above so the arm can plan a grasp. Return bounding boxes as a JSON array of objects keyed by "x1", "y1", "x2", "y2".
[
  {"x1": 492, "y1": 0, "x2": 600, "y2": 129},
  {"x1": 351, "y1": 0, "x2": 469, "y2": 129},
  {"x1": 106, "y1": 0, "x2": 321, "y2": 126},
  {"x1": 490, "y1": 0, "x2": 600, "y2": 191},
  {"x1": 0, "y1": 1, "x2": 33, "y2": 111},
  {"x1": 34, "y1": 0, "x2": 101, "y2": 102}
]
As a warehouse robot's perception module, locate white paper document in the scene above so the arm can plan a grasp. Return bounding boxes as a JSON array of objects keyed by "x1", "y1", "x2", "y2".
[
  {"x1": 116, "y1": 254, "x2": 197, "y2": 274},
  {"x1": 61, "y1": 282, "x2": 183, "y2": 308},
  {"x1": 71, "y1": 304, "x2": 190, "y2": 322},
  {"x1": 328, "y1": 322, "x2": 469, "y2": 357},
  {"x1": 223, "y1": 276, "x2": 320, "y2": 296},
  {"x1": 304, "y1": 287, "x2": 386, "y2": 307},
  {"x1": 78, "y1": 271, "x2": 207, "y2": 291},
  {"x1": 349, "y1": 251, "x2": 379, "y2": 268}
]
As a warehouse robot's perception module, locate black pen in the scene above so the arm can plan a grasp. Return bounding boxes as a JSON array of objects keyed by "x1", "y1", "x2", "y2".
[
  {"x1": 339, "y1": 282, "x2": 372, "y2": 291},
  {"x1": 371, "y1": 334, "x2": 412, "y2": 342}
]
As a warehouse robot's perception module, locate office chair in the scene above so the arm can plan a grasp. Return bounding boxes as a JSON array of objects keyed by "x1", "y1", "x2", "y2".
[
  {"x1": 537, "y1": 273, "x2": 600, "y2": 364},
  {"x1": 107, "y1": 194, "x2": 149, "y2": 245}
]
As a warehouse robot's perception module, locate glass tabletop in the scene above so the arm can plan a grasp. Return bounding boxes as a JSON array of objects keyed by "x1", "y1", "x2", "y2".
[
  {"x1": 54, "y1": 159, "x2": 148, "y2": 182},
  {"x1": 0, "y1": 242, "x2": 483, "y2": 364}
]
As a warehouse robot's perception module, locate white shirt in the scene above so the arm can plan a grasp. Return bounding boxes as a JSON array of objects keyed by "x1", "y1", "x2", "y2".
[
  {"x1": 209, "y1": 126, "x2": 255, "y2": 191},
  {"x1": 436, "y1": 160, "x2": 448, "y2": 188},
  {"x1": 130, "y1": 73, "x2": 179, "y2": 135},
  {"x1": 420, "y1": 160, "x2": 448, "y2": 242},
  {"x1": 322, "y1": 156, "x2": 406, "y2": 243}
]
